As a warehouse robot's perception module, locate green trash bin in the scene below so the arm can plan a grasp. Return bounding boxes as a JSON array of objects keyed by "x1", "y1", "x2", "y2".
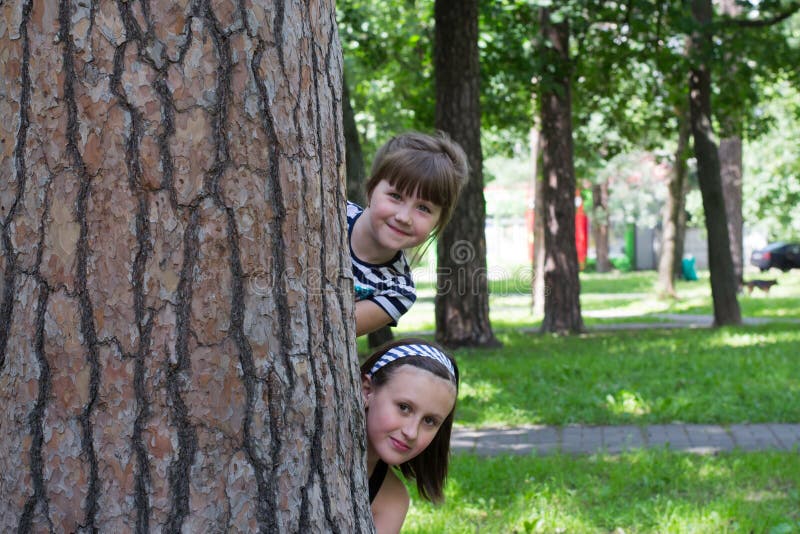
[{"x1": 681, "y1": 255, "x2": 698, "y2": 281}]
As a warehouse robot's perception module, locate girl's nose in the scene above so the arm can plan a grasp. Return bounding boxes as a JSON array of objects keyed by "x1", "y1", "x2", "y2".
[
  {"x1": 395, "y1": 204, "x2": 412, "y2": 224},
  {"x1": 401, "y1": 420, "x2": 419, "y2": 441}
]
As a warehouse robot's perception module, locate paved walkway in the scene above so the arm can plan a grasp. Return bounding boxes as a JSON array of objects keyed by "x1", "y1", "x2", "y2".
[{"x1": 451, "y1": 424, "x2": 800, "y2": 456}]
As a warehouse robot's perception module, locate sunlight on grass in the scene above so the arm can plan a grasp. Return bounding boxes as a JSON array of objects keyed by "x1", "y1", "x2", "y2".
[
  {"x1": 710, "y1": 330, "x2": 782, "y2": 348},
  {"x1": 404, "y1": 451, "x2": 800, "y2": 533},
  {"x1": 459, "y1": 380, "x2": 501, "y2": 406},
  {"x1": 605, "y1": 389, "x2": 651, "y2": 416}
]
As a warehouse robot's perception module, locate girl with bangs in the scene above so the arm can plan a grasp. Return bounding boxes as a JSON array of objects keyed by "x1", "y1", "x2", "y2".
[{"x1": 348, "y1": 132, "x2": 468, "y2": 336}]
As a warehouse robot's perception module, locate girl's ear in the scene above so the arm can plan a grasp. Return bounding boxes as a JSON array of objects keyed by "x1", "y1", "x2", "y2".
[{"x1": 361, "y1": 375, "x2": 373, "y2": 407}]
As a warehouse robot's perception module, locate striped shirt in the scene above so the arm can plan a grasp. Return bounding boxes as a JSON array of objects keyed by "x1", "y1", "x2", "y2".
[{"x1": 347, "y1": 201, "x2": 416, "y2": 326}]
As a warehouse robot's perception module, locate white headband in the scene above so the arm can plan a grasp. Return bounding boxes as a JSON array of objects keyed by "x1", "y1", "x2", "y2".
[{"x1": 367, "y1": 343, "x2": 455, "y2": 379}]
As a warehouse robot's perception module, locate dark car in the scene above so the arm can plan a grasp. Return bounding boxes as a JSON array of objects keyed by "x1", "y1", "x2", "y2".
[{"x1": 750, "y1": 242, "x2": 800, "y2": 272}]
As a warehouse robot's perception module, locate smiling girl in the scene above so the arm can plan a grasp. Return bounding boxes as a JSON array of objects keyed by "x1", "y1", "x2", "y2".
[
  {"x1": 360, "y1": 339, "x2": 460, "y2": 533},
  {"x1": 348, "y1": 132, "x2": 467, "y2": 336}
]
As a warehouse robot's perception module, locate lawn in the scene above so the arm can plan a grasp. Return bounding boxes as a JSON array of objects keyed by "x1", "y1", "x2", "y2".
[
  {"x1": 404, "y1": 451, "x2": 800, "y2": 533},
  {"x1": 385, "y1": 268, "x2": 800, "y2": 533},
  {"x1": 454, "y1": 325, "x2": 800, "y2": 426}
]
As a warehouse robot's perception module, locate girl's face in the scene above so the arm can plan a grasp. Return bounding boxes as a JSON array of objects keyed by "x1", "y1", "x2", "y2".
[
  {"x1": 364, "y1": 180, "x2": 442, "y2": 254},
  {"x1": 363, "y1": 365, "x2": 456, "y2": 466}
]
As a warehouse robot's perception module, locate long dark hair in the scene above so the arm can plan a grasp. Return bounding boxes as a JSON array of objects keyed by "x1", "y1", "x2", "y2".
[{"x1": 361, "y1": 338, "x2": 459, "y2": 503}]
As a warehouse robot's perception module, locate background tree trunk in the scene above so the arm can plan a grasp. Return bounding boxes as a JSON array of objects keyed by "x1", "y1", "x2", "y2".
[
  {"x1": 718, "y1": 0, "x2": 744, "y2": 286},
  {"x1": 688, "y1": 0, "x2": 742, "y2": 326},
  {"x1": 537, "y1": 8, "x2": 584, "y2": 334},
  {"x1": 530, "y1": 125, "x2": 546, "y2": 317},
  {"x1": 434, "y1": 0, "x2": 499, "y2": 348},
  {"x1": 658, "y1": 111, "x2": 691, "y2": 295},
  {"x1": 591, "y1": 182, "x2": 611, "y2": 273},
  {"x1": 0, "y1": 2, "x2": 372, "y2": 532},
  {"x1": 719, "y1": 136, "x2": 743, "y2": 283}
]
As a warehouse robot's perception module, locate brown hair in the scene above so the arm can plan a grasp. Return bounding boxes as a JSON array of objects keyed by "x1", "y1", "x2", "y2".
[
  {"x1": 366, "y1": 131, "x2": 468, "y2": 241},
  {"x1": 360, "y1": 338, "x2": 459, "y2": 504}
]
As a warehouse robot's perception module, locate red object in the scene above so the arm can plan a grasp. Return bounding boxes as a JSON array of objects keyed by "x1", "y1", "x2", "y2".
[{"x1": 575, "y1": 201, "x2": 588, "y2": 268}]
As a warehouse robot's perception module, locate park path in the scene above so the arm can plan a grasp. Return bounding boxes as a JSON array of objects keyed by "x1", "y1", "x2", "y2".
[{"x1": 451, "y1": 423, "x2": 800, "y2": 456}]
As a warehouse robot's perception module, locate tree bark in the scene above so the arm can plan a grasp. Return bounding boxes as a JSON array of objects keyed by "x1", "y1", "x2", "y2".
[
  {"x1": 537, "y1": 8, "x2": 584, "y2": 334},
  {"x1": 0, "y1": 2, "x2": 372, "y2": 532},
  {"x1": 688, "y1": 0, "x2": 742, "y2": 326},
  {"x1": 591, "y1": 182, "x2": 612, "y2": 273},
  {"x1": 658, "y1": 111, "x2": 691, "y2": 296},
  {"x1": 530, "y1": 126, "x2": 546, "y2": 317},
  {"x1": 720, "y1": 136, "x2": 744, "y2": 284},
  {"x1": 434, "y1": 0, "x2": 499, "y2": 348},
  {"x1": 718, "y1": 0, "x2": 744, "y2": 286}
]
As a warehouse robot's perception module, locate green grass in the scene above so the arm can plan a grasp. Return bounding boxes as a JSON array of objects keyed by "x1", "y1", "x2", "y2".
[
  {"x1": 404, "y1": 451, "x2": 800, "y2": 533},
  {"x1": 451, "y1": 325, "x2": 800, "y2": 426}
]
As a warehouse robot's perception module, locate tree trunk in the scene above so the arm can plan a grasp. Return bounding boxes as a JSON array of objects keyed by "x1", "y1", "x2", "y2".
[
  {"x1": 591, "y1": 182, "x2": 612, "y2": 273},
  {"x1": 673, "y1": 186, "x2": 689, "y2": 278},
  {"x1": 658, "y1": 111, "x2": 691, "y2": 295},
  {"x1": 688, "y1": 0, "x2": 742, "y2": 326},
  {"x1": 719, "y1": 0, "x2": 744, "y2": 286},
  {"x1": 720, "y1": 136, "x2": 744, "y2": 284},
  {"x1": 434, "y1": 0, "x2": 499, "y2": 348},
  {"x1": 530, "y1": 126, "x2": 546, "y2": 317},
  {"x1": 537, "y1": 8, "x2": 584, "y2": 334},
  {"x1": 0, "y1": 2, "x2": 372, "y2": 532}
]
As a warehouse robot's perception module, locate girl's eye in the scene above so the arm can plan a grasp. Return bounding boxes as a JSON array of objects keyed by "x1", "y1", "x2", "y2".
[
  {"x1": 388, "y1": 191, "x2": 402, "y2": 200},
  {"x1": 417, "y1": 204, "x2": 432, "y2": 214},
  {"x1": 423, "y1": 416, "x2": 439, "y2": 427},
  {"x1": 398, "y1": 403, "x2": 410, "y2": 413}
]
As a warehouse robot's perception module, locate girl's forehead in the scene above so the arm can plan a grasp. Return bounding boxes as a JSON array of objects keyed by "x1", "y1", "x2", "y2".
[{"x1": 383, "y1": 365, "x2": 457, "y2": 408}]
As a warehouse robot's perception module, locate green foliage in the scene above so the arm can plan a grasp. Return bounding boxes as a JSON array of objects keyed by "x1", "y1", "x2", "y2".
[
  {"x1": 337, "y1": 0, "x2": 435, "y2": 158},
  {"x1": 743, "y1": 80, "x2": 800, "y2": 241},
  {"x1": 610, "y1": 255, "x2": 631, "y2": 272},
  {"x1": 478, "y1": 0, "x2": 537, "y2": 154},
  {"x1": 338, "y1": 0, "x2": 800, "y2": 248},
  {"x1": 405, "y1": 451, "x2": 800, "y2": 533}
]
